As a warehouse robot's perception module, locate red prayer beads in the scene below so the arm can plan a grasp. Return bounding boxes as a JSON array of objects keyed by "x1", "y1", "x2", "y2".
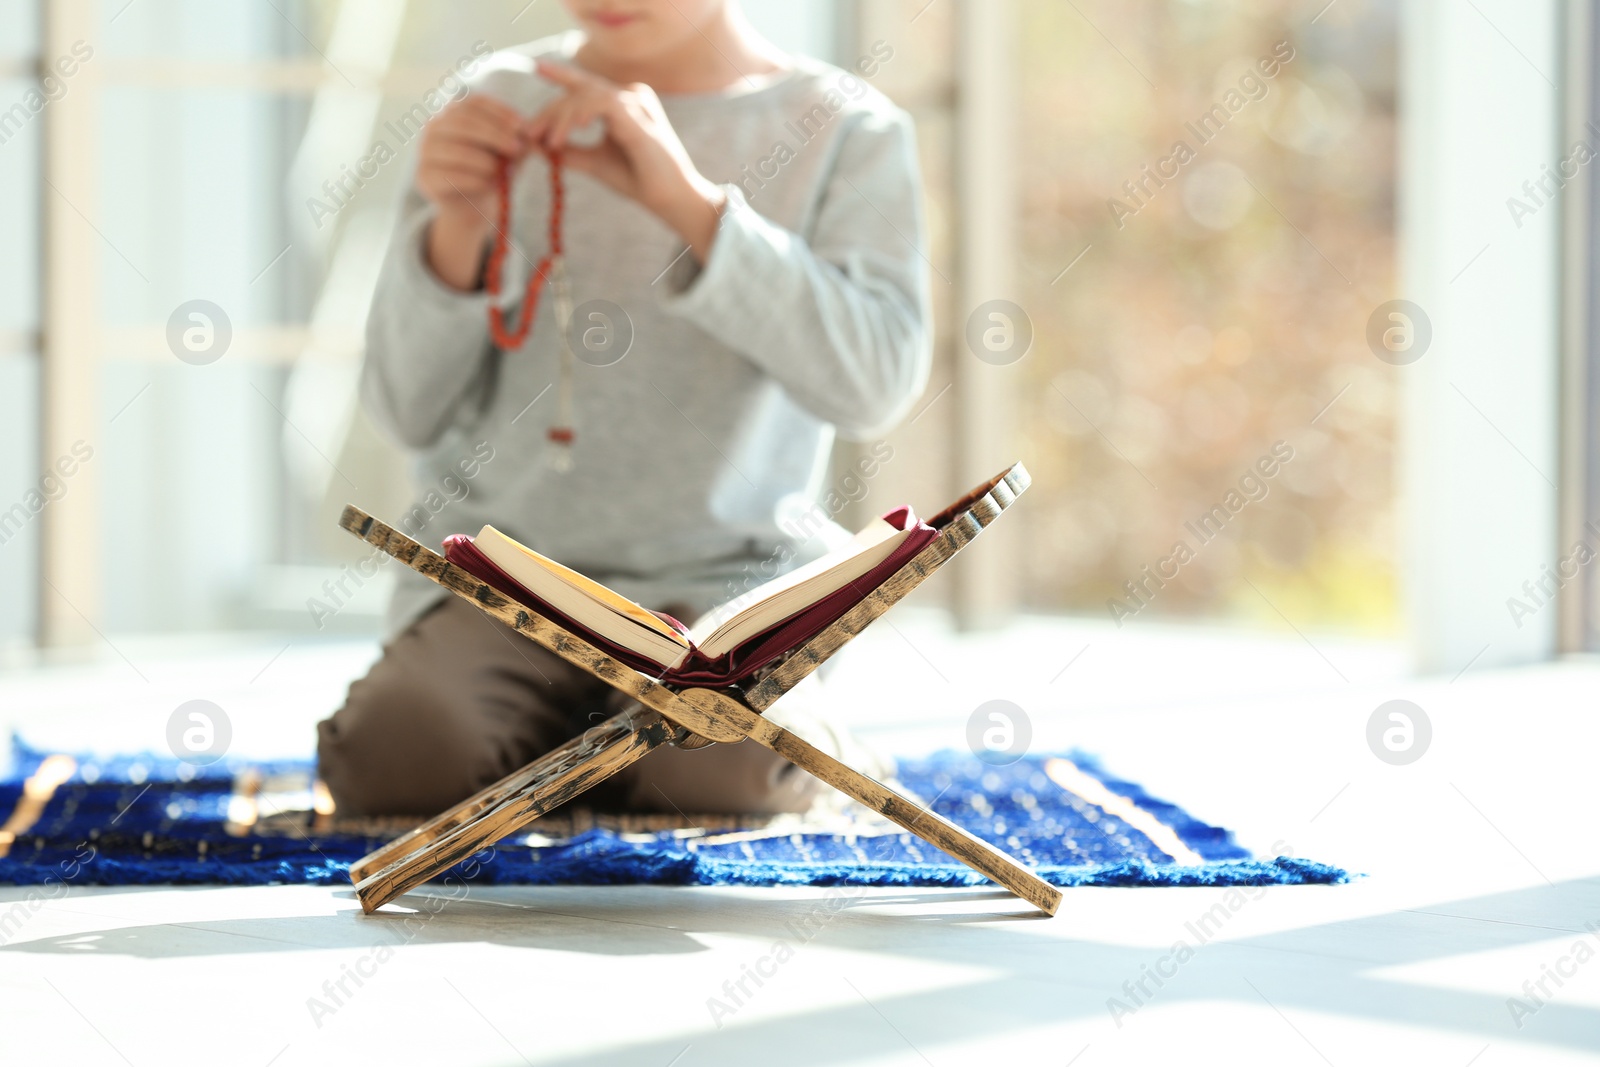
[{"x1": 485, "y1": 152, "x2": 564, "y2": 350}]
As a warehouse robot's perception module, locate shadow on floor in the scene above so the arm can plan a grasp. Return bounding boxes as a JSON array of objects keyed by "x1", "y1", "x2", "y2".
[{"x1": 4, "y1": 878, "x2": 1596, "y2": 1060}]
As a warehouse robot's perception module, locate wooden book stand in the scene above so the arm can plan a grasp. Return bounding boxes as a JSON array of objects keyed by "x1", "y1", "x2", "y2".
[{"x1": 336, "y1": 462, "x2": 1061, "y2": 917}]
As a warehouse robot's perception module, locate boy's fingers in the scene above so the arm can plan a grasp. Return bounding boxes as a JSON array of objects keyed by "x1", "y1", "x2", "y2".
[
  {"x1": 548, "y1": 98, "x2": 596, "y2": 149},
  {"x1": 439, "y1": 96, "x2": 529, "y2": 155},
  {"x1": 427, "y1": 162, "x2": 497, "y2": 183},
  {"x1": 523, "y1": 106, "x2": 554, "y2": 145},
  {"x1": 559, "y1": 141, "x2": 628, "y2": 184},
  {"x1": 423, "y1": 167, "x2": 497, "y2": 198},
  {"x1": 556, "y1": 90, "x2": 630, "y2": 150},
  {"x1": 559, "y1": 85, "x2": 641, "y2": 145},
  {"x1": 459, "y1": 93, "x2": 525, "y2": 126},
  {"x1": 429, "y1": 138, "x2": 502, "y2": 169},
  {"x1": 525, "y1": 92, "x2": 579, "y2": 141},
  {"x1": 433, "y1": 114, "x2": 523, "y2": 157},
  {"x1": 540, "y1": 96, "x2": 584, "y2": 149},
  {"x1": 422, "y1": 141, "x2": 501, "y2": 176},
  {"x1": 597, "y1": 94, "x2": 650, "y2": 148}
]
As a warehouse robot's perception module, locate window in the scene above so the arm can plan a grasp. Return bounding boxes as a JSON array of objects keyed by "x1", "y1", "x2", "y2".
[
  {"x1": 1009, "y1": 0, "x2": 1400, "y2": 632},
  {"x1": 27, "y1": 0, "x2": 591, "y2": 640}
]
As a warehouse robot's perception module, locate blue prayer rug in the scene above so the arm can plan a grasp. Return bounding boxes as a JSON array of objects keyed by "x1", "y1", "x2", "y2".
[{"x1": 0, "y1": 738, "x2": 1346, "y2": 889}]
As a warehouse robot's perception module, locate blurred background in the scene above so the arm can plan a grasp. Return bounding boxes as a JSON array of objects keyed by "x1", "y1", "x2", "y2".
[{"x1": 0, "y1": 0, "x2": 1585, "y2": 679}]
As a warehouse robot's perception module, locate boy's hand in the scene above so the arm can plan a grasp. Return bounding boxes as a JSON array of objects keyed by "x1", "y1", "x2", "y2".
[
  {"x1": 529, "y1": 59, "x2": 726, "y2": 263},
  {"x1": 417, "y1": 95, "x2": 530, "y2": 290}
]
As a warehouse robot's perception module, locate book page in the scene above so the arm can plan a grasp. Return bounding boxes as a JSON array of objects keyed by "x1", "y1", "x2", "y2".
[
  {"x1": 687, "y1": 518, "x2": 900, "y2": 647},
  {"x1": 481, "y1": 527, "x2": 690, "y2": 648}
]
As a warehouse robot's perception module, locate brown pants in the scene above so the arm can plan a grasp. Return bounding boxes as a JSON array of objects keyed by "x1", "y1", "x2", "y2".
[{"x1": 316, "y1": 596, "x2": 824, "y2": 818}]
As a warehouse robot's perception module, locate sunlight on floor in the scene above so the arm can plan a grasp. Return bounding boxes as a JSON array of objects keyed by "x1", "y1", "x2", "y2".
[{"x1": 3, "y1": 616, "x2": 1597, "y2": 1064}]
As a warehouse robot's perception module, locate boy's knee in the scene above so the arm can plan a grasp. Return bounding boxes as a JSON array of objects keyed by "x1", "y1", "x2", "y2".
[
  {"x1": 316, "y1": 672, "x2": 500, "y2": 817},
  {"x1": 626, "y1": 740, "x2": 822, "y2": 815}
]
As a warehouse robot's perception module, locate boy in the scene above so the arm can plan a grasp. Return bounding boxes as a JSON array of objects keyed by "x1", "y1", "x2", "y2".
[{"x1": 318, "y1": 0, "x2": 930, "y2": 816}]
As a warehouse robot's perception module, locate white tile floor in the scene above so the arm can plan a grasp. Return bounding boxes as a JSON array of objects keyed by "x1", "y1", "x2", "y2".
[{"x1": 0, "y1": 613, "x2": 1596, "y2": 1065}]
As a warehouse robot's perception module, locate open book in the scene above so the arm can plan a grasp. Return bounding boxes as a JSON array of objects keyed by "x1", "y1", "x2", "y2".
[{"x1": 442, "y1": 506, "x2": 940, "y2": 686}]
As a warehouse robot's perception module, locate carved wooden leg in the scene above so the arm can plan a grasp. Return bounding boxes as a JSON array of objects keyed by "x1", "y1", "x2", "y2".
[
  {"x1": 349, "y1": 748, "x2": 585, "y2": 885},
  {"x1": 665, "y1": 690, "x2": 1063, "y2": 916},
  {"x1": 352, "y1": 707, "x2": 687, "y2": 913}
]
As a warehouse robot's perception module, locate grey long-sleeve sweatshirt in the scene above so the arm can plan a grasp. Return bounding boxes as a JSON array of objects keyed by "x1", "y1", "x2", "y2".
[{"x1": 363, "y1": 34, "x2": 931, "y2": 639}]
